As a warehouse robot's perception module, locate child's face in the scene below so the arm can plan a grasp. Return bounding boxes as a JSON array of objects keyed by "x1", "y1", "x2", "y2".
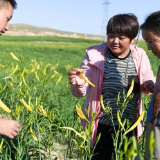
[
  {"x1": 107, "y1": 33, "x2": 134, "y2": 58},
  {"x1": 0, "y1": 2, "x2": 13, "y2": 36},
  {"x1": 142, "y1": 30, "x2": 160, "y2": 59}
]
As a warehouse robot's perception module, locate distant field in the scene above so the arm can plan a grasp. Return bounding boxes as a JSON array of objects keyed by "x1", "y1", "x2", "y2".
[
  {"x1": 0, "y1": 36, "x2": 159, "y2": 159},
  {"x1": 0, "y1": 36, "x2": 103, "y2": 75},
  {"x1": 0, "y1": 36, "x2": 159, "y2": 75}
]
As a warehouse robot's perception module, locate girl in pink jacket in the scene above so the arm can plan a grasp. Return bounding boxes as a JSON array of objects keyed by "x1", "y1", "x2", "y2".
[{"x1": 69, "y1": 13, "x2": 155, "y2": 160}]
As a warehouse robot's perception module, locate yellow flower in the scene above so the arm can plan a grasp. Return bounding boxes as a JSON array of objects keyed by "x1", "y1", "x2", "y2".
[
  {"x1": 36, "y1": 64, "x2": 40, "y2": 70},
  {"x1": 10, "y1": 64, "x2": 19, "y2": 75},
  {"x1": 21, "y1": 74, "x2": 30, "y2": 90},
  {"x1": 0, "y1": 99, "x2": 11, "y2": 113},
  {"x1": 117, "y1": 110, "x2": 125, "y2": 131},
  {"x1": 0, "y1": 139, "x2": 4, "y2": 150},
  {"x1": 10, "y1": 52, "x2": 19, "y2": 61},
  {"x1": 100, "y1": 95, "x2": 111, "y2": 114},
  {"x1": 80, "y1": 71, "x2": 95, "y2": 87},
  {"x1": 125, "y1": 111, "x2": 145, "y2": 135},
  {"x1": 65, "y1": 64, "x2": 72, "y2": 70},
  {"x1": 100, "y1": 95, "x2": 105, "y2": 111},
  {"x1": 10, "y1": 82, "x2": 13, "y2": 88},
  {"x1": 18, "y1": 81, "x2": 22, "y2": 87},
  {"x1": 30, "y1": 127, "x2": 38, "y2": 141},
  {"x1": 54, "y1": 70, "x2": 58, "y2": 74},
  {"x1": 60, "y1": 127, "x2": 86, "y2": 140},
  {"x1": 34, "y1": 71, "x2": 40, "y2": 81},
  {"x1": 76, "y1": 105, "x2": 89, "y2": 122},
  {"x1": 56, "y1": 74, "x2": 63, "y2": 84},
  {"x1": 127, "y1": 78, "x2": 134, "y2": 97},
  {"x1": 31, "y1": 67, "x2": 35, "y2": 73},
  {"x1": 38, "y1": 105, "x2": 47, "y2": 117},
  {"x1": 20, "y1": 98, "x2": 33, "y2": 112},
  {"x1": 51, "y1": 73, "x2": 56, "y2": 79},
  {"x1": 15, "y1": 105, "x2": 22, "y2": 117},
  {"x1": 43, "y1": 64, "x2": 50, "y2": 75}
]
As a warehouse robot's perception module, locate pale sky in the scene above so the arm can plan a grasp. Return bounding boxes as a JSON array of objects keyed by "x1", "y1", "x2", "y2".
[{"x1": 11, "y1": 0, "x2": 160, "y2": 37}]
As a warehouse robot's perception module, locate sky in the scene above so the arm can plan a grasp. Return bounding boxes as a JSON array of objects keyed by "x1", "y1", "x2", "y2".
[{"x1": 11, "y1": 0, "x2": 160, "y2": 37}]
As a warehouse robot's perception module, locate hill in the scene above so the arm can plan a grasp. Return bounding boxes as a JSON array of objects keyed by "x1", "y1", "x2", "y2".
[{"x1": 5, "y1": 23, "x2": 104, "y2": 40}]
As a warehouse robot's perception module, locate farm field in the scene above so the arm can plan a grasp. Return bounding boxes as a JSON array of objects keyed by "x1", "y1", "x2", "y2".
[{"x1": 0, "y1": 36, "x2": 159, "y2": 160}]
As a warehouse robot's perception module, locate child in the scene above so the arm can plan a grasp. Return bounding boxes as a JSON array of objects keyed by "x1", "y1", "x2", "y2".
[
  {"x1": 141, "y1": 10, "x2": 160, "y2": 160},
  {"x1": 69, "y1": 13, "x2": 155, "y2": 160},
  {"x1": 0, "y1": 0, "x2": 20, "y2": 139}
]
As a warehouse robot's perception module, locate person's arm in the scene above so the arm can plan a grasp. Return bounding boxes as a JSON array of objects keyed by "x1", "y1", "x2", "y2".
[
  {"x1": 0, "y1": 118, "x2": 20, "y2": 139},
  {"x1": 139, "y1": 49, "x2": 155, "y2": 94}
]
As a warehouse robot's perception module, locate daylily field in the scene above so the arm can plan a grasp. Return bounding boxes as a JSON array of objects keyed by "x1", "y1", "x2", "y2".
[{"x1": 0, "y1": 36, "x2": 159, "y2": 160}]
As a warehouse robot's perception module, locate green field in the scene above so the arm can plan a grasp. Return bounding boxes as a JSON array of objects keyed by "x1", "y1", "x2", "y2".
[{"x1": 0, "y1": 36, "x2": 159, "y2": 160}]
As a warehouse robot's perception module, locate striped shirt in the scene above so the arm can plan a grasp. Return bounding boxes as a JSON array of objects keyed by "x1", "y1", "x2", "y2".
[{"x1": 99, "y1": 49, "x2": 140, "y2": 126}]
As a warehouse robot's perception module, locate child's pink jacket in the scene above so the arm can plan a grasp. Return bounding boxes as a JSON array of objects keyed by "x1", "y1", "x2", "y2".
[{"x1": 71, "y1": 42, "x2": 155, "y2": 148}]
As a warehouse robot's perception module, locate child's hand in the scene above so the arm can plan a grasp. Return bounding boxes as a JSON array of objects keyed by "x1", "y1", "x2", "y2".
[
  {"x1": 68, "y1": 68, "x2": 86, "y2": 86},
  {"x1": 0, "y1": 119, "x2": 20, "y2": 139},
  {"x1": 142, "y1": 80, "x2": 155, "y2": 93}
]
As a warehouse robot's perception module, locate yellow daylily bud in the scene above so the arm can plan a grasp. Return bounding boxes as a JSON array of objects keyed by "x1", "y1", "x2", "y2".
[
  {"x1": 117, "y1": 110, "x2": 125, "y2": 131},
  {"x1": 34, "y1": 71, "x2": 40, "y2": 81},
  {"x1": 20, "y1": 98, "x2": 33, "y2": 112},
  {"x1": 125, "y1": 111, "x2": 145, "y2": 135},
  {"x1": 38, "y1": 105, "x2": 47, "y2": 117},
  {"x1": 21, "y1": 74, "x2": 30, "y2": 90},
  {"x1": 127, "y1": 78, "x2": 134, "y2": 97},
  {"x1": 0, "y1": 99, "x2": 11, "y2": 113},
  {"x1": 56, "y1": 74, "x2": 63, "y2": 84},
  {"x1": 10, "y1": 52, "x2": 19, "y2": 61},
  {"x1": 10, "y1": 82, "x2": 13, "y2": 88},
  {"x1": 76, "y1": 105, "x2": 89, "y2": 122},
  {"x1": 60, "y1": 127, "x2": 86, "y2": 140},
  {"x1": 51, "y1": 73, "x2": 56, "y2": 79},
  {"x1": 30, "y1": 127, "x2": 38, "y2": 141},
  {"x1": 100, "y1": 95, "x2": 105, "y2": 111},
  {"x1": 80, "y1": 71, "x2": 95, "y2": 87},
  {"x1": 10, "y1": 64, "x2": 19, "y2": 75}
]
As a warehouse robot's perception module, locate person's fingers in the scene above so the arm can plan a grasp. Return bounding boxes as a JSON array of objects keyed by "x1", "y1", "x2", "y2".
[
  {"x1": 68, "y1": 71, "x2": 76, "y2": 76},
  {"x1": 69, "y1": 74, "x2": 77, "y2": 79},
  {"x1": 68, "y1": 68, "x2": 79, "y2": 75},
  {"x1": 11, "y1": 131, "x2": 18, "y2": 137},
  {"x1": 68, "y1": 68, "x2": 86, "y2": 75},
  {"x1": 14, "y1": 126, "x2": 20, "y2": 133},
  {"x1": 68, "y1": 74, "x2": 76, "y2": 83},
  {"x1": 8, "y1": 134, "x2": 14, "y2": 139},
  {"x1": 69, "y1": 79, "x2": 75, "y2": 84},
  {"x1": 68, "y1": 68, "x2": 87, "y2": 85},
  {"x1": 14, "y1": 121, "x2": 20, "y2": 128}
]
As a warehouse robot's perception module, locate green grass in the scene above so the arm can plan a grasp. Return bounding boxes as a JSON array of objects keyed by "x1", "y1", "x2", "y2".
[{"x1": 138, "y1": 40, "x2": 160, "y2": 75}]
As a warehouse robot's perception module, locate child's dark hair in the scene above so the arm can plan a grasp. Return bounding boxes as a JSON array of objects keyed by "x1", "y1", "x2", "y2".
[
  {"x1": 107, "y1": 13, "x2": 139, "y2": 40},
  {"x1": 141, "y1": 10, "x2": 160, "y2": 36},
  {"x1": 1, "y1": 0, "x2": 17, "y2": 9}
]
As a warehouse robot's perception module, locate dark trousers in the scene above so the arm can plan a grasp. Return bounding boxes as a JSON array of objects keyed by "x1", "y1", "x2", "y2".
[{"x1": 91, "y1": 123, "x2": 136, "y2": 160}]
